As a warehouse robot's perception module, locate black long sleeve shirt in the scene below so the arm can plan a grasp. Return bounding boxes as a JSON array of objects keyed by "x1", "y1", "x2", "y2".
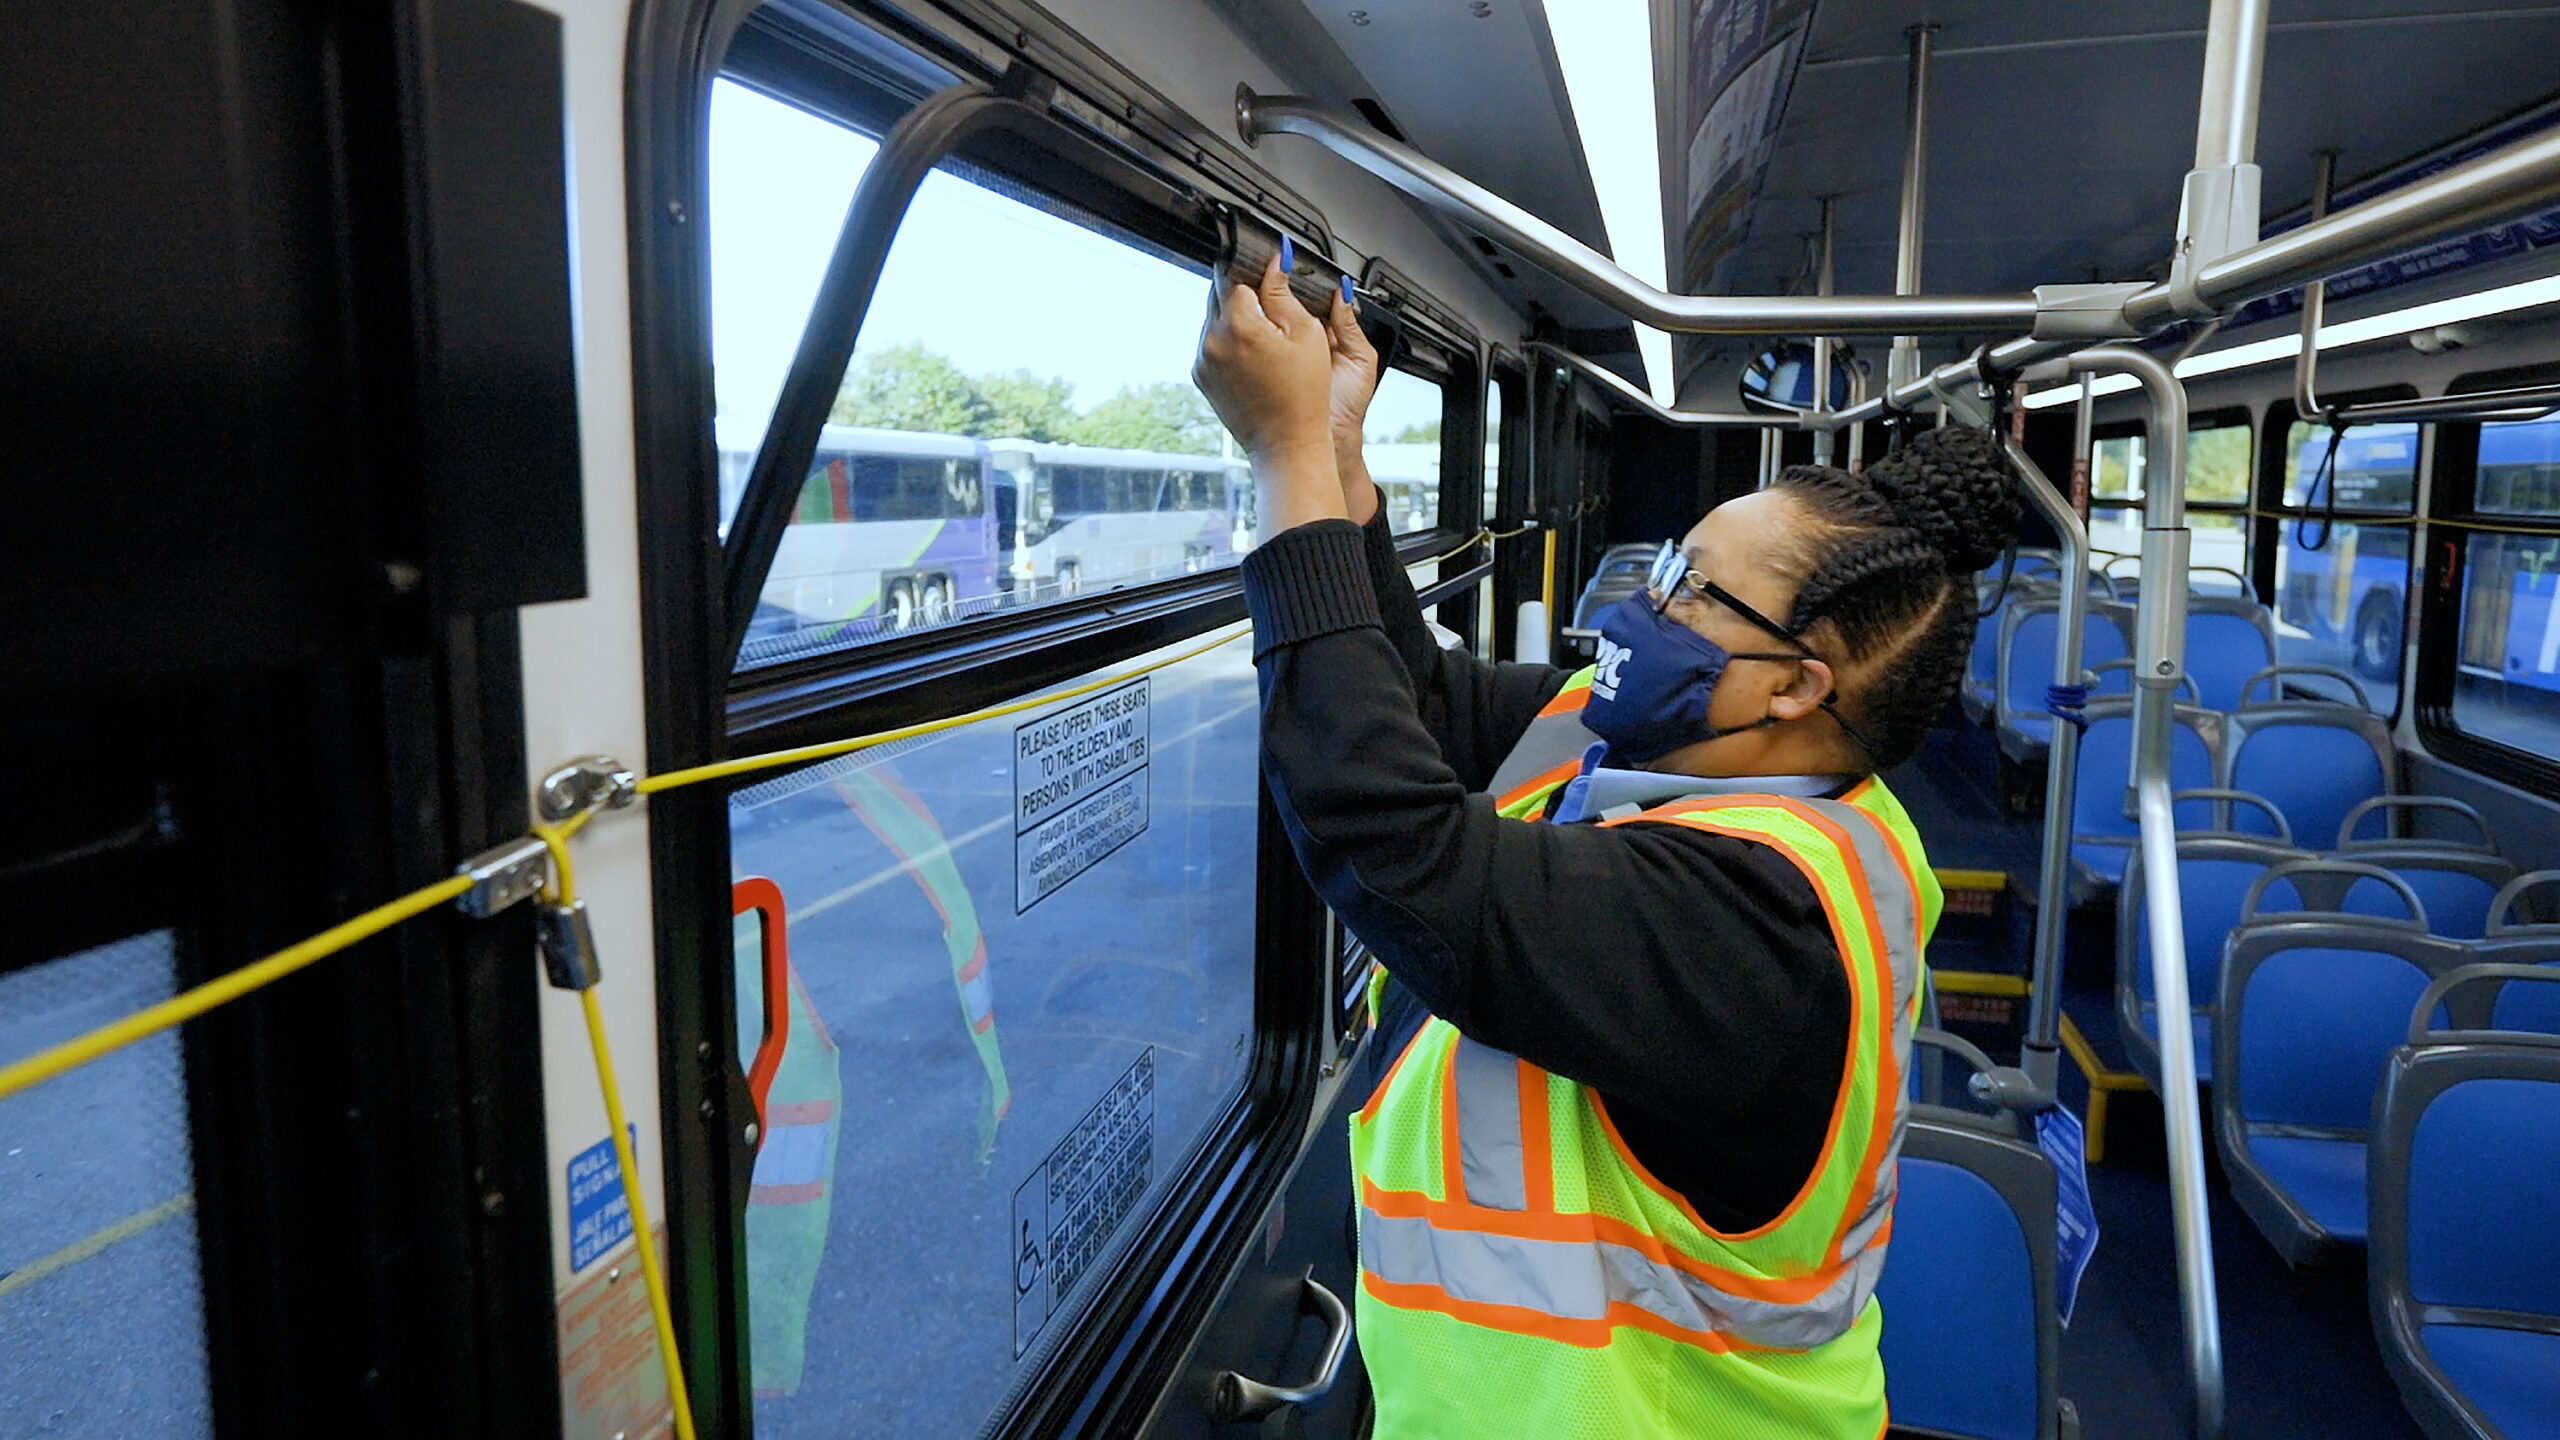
[{"x1": 1242, "y1": 510, "x2": 1852, "y2": 1233}]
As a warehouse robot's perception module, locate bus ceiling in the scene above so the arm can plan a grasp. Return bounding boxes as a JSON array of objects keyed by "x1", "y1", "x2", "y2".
[{"x1": 1226, "y1": 2, "x2": 2560, "y2": 414}]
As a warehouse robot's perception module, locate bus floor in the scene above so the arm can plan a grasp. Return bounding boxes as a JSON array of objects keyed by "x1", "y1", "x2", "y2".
[{"x1": 1887, "y1": 721, "x2": 2426, "y2": 1440}]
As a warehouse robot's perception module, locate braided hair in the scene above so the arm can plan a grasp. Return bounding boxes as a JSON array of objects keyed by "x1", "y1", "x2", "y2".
[{"x1": 1771, "y1": 426, "x2": 2020, "y2": 771}]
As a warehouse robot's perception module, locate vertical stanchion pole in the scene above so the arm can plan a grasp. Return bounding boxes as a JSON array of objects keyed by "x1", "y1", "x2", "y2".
[
  {"x1": 2004, "y1": 435, "x2": 2084, "y2": 1104},
  {"x1": 2070, "y1": 345, "x2": 2223, "y2": 1440},
  {"x1": 1846, "y1": 367, "x2": 1868, "y2": 473},
  {"x1": 1890, "y1": 25, "x2": 1936, "y2": 391},
  {"x1": 1811, "y1": 198, "x2": 1838, "y2": 466},
  {"x1": 2072, "y1": 377, "x2": 2097, "y2": 526}
]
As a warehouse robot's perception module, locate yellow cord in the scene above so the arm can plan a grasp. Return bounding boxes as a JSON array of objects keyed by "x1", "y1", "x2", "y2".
[
  {"x1": 536, "y1": 821, "x2": 698, "y2": 1440},
  {"x1": 1, "y1": 619, "x2": 1263, "y2": 1432},
  {"x1": 0, "y1": 873, "x2": 474, "y2": 1105},
  {"x1": 638, "y1": 622, "x2": 1249, "y2": 794}
]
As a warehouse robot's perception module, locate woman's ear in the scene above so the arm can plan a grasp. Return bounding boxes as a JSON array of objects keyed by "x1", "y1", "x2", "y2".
[{"x1": 1764, "y1": 658, "x2": 1837, "y2": 721}]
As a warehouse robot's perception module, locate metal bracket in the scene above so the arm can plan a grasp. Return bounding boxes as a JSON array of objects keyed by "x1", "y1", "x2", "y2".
[
  {"x1": 2167, "y1": 164, "x2": 2263, "y2": 319},
  {"x1": 454, "y1": 836, "x2": 551, "y2": 918},
  {"x1": 1969, "y1": 1066, "x2": 2057, "y2": 1113},
  {"x1": 536, "y1": 899, "x2": 603, "y2": 991},
  {"x1": 538, "y1": 756, "x2": 639, "y2": 824},
  {"x1": 2029, "y1": 282, "x2": 2148, "y2": 341}
]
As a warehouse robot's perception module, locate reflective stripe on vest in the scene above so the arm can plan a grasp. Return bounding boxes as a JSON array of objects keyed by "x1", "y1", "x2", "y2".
[
  {"x1": 1352, "y1": 785, "x2": 1927, "y2": 1364},
  {"x1": 1486, "y1": 667, "x2": 1599, "y2": 818}
]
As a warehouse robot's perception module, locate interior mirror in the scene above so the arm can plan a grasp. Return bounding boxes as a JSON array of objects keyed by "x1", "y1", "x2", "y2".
[{"x1": 1740, "y1": 341, "x2": 1852, "y2": 414}]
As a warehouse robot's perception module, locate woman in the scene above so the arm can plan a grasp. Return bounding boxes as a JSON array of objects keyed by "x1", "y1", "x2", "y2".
[{"x1": 1195, "y1": 255, "x2": 2017, "y2": 1438}]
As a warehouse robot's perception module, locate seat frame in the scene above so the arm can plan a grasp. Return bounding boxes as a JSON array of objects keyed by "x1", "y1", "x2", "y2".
[
  {"x1": 2367, "y1": 966, "x2": 2560, "y2": 1440},
  {"x1": 2114, "y1": 832, "x2": 2311, "y2": 1093},
  {"x1": 1886, "y1": 1030, "x2": 2076, "y2": 1440},
  {"x1": 2213, "y1": 913, "x2": 2462, "y2": 1269}
]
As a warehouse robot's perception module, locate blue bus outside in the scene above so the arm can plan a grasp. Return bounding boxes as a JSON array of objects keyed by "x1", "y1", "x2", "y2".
[
  {"x1": 2464, "y1": 414, "x2": 2560, "y2": 698},
  {"x1": 2278, "y1": 424, "x2": 2418, "y2": 680}
]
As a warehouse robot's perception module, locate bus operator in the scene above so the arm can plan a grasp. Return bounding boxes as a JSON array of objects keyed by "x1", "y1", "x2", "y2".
[{"x1": 1193, "y1": 254, "x2": 2018, "y2": 1437}]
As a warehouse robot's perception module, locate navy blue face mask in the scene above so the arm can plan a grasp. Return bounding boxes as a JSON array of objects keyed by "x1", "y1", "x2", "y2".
[
  {"x1": 1580, "y1": 540, "x2": 1884, "y2": 765},
  {"x1": 1580, "y1": 596, "x2": 1803, "y2": 764}
]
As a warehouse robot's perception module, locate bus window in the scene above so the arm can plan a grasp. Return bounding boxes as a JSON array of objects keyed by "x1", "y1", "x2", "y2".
[
  {"x1": 1366, "y1": 368, "x2": 1447, "y2": 534},
  {"x1": 711, "y1": 81, "x2": 1237, "y2": 669},
  {"x1": 722, "y1": 636, "x2": 1259, "y2": 1435},
  {"x1": 2086, "y1": 423, "x2": 2252, "y2": 582},
  {"x1": 710, "y1": 79, "x2": 879, "y2": 534},
  {"x1": 0, "y1": 933, "x2": 213, "y2": 1435},
  {"x1": 2273, "y1": 421, "x2": 2420, "y2": 711},
  {"x1": 2449, "y1": 414, "x2": 2560, "y2": 756},
  {"x1": 1482, "y1": 378, "x2": 1503, "y2": 530}
]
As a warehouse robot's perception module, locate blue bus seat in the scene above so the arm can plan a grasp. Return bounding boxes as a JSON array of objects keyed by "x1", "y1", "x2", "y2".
[
  {"x1": 2065, "y1": 699, "x2": 2223, "y2": 899},
  {"x1": 1996, "y1": 598, "x2": 2132, "y2": 765},
  {"x1": 2368, "y1": 966, "x2": 2560, "y2": 1440},
  {"x1": 1879, "y1": 1030, "x2": 2073, "y2": 1440},
  {"x1": 2332, "y1": 797, "x2": 2516, "y2": 940},
  {"x1": 2213, "y1": 901, "x2": 2460, "y2": 1268},
  {"x1": 2225, "y1": 665, "x2": 2395, "y2": 850},
  {"x1": 2183, "y1": 596, "x2": 2279, "y2": 712},
  {"x1": 2454, "y1": 875, "x2": 2560, "y2": 1034},
  {"x1": 2115, "y1": 824, "x2": 2310, "y2": 1093}
]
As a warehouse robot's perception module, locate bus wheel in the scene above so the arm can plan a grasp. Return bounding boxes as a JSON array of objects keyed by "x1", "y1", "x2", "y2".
[
  {"x1": 1056, "y1": 563, "x2": 1080, "y2": 598},
  {"x1": 921, "y1": 577, "x2": 953, "y2": 627},
  {"x1": 2354, "y1": 592, "x2": 2403, "y2": 679},
  {"x1": 887, "y1": 581, "x2": 917, "y2": 631}
]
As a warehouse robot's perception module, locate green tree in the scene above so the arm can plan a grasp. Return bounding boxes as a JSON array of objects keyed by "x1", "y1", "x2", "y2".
[
  {"x1": 1387, "y1": 420, "x2": 1442, "y2": 444},
  {"x1": 829, "y1": 342, "x2": 991, "y2": 434},
  {"x1": 1065, "y1": 382, "x2": 1225, "y2": 453},
  {"x1": 975, "y1": 369, "x2": 1077, "y2": 441}
]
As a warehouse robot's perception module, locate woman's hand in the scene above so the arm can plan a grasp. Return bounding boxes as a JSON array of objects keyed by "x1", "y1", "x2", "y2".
[
  {"x1": 1325, "y1": 282, "x2": 1382, "y2": 526},
  {"x1": 1195, "y1": 252, "x2": 1346, "y2": 536}
]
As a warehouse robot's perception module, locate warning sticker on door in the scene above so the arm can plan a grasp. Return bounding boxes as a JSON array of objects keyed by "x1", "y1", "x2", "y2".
[
  {"x1": 1014, "y1": 679, "x2": 1150, "y2": 912},
  {"x1": 1011, "y1": 1048, "x2": 1157, "y2": 1357},
  {"x1": 558, "y1": 1222, "x2": 673, "y2": 1440}
]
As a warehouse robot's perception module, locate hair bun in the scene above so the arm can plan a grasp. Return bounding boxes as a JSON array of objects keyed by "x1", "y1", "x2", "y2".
[{"x1": 1859, "y1": 425, "x2": 2021, "y2": 574}]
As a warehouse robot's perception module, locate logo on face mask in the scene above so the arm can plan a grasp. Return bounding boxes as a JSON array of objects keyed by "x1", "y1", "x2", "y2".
[{"x1": 1592, "y1": 636, "x2": 1629, "y2": 700}]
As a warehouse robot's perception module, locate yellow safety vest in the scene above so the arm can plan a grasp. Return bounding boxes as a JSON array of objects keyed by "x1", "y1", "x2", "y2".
[{"x1": 1353, "y1": 668, "x2": 1938, "y2": 1438}]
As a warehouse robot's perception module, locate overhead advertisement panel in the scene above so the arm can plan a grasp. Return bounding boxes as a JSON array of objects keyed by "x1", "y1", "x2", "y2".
[{"x1": 1675, "y1": 0, "x2": 1816, "y2": 386}]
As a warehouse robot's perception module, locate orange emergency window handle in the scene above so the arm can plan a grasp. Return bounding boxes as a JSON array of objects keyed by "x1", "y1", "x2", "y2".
[{"x1": 732, "y1": 876, "x2": 791, "y2": 1147}]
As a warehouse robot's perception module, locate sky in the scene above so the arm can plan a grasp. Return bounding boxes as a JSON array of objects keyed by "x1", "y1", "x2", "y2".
[{"x1": 707, "y1": 81, "x2": 1443, "y2": 446}]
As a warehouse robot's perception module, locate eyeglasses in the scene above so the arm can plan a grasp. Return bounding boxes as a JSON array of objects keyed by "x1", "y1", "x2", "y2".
[
  {"x1": 1644, "y1": 540, "x2": 1814, "y2": 653},
  {"x1": 1642, "y1": 539, "x2": 1885, "y2": 761}
]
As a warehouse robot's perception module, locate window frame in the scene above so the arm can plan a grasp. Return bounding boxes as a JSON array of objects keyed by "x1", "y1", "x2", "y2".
[
  {"x1": 2085, "y1": 405, "x2": 2256, "y2": 595},
  {"x1": 2414, "y1": 361, "x2": 2560, "y2": 794},
  {"x1": 2243, "y1": 388, "x2": 2425, "y2": 717},
  {"x1": 623, "y1": 2, "x2": 1452, "y2": 1431}
]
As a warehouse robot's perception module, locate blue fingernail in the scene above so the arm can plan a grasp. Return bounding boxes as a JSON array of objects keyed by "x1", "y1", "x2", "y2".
[
  {"x1": 1280, "y1": 234, "x2": 1295, "y2": 273},
  {"x1": 1340, "y1": 274, "x2": 1356, "y2": 305}
]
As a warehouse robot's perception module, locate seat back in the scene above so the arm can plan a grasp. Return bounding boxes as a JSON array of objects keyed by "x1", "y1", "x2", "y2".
[
  {"x1": 2213, "y1": 916, "x2": 2462, "y2": 1264},
  {"x1": 2226, "y1": 674, "x2": 2394, "y2": 848},
  {"x1": 2368, "y1": 971, "x2": 2560, "y2": 1440},
  {"x1": 2116, "y1": 833, "x2": 2310, "y2": 1087},
  {"x1": 1878, "y1": 1031, "x2": 2063, "y2": 1440},
  {"x1": 2067, "y1": 702, "x2": 2222, "y2": 858},
  {"x1": 2218, "y1": 914, "x2": 2454, "y2": 1138},
  {"x1": 1996, "y1": 597, "x2": 2131, "y2": 741},
  {"x1": 2461, "y1": 889, "x2": 2560, "y2": 1033},
  {"x1": 2183, "y1": 596, "x2": 2278, "y2": 712}
]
